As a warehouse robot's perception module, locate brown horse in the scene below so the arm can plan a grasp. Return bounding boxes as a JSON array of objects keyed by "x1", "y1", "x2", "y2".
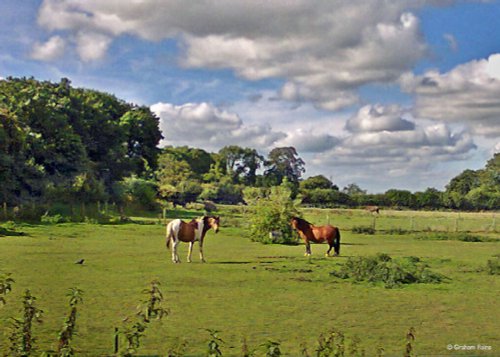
[
  {"x1": 366, "y1": 205, "x2": 380, "y2": 214},
  {"x1": 290, "y1": 216, "x2": 341, "y2": 257},
  {"x1": 166, "y1": 216, "x2": 220, "y2": 263}
]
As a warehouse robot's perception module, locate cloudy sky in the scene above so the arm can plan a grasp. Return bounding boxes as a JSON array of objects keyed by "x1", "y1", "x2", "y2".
[{"x1": 1, "y1": 0, "x2": 499, "y2": 192}]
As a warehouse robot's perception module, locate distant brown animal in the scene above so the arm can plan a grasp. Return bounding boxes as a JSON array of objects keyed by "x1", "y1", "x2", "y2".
[
  {"x1": 290, "y1": 216, "x2": 341, "y2": 257},
  {"x1": 166, "y1": 216, "x2": 220, "y2": 263},
  {"x1": 366, "y1": 206, "x2": 380, "y2": 214}
]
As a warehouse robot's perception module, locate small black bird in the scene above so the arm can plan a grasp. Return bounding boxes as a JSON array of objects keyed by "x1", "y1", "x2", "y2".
[{"x1": 75, "y1": 259, "x2": 85, "y2": 265}]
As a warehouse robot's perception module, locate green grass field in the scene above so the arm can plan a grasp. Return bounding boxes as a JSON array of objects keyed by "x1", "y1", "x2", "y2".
[{"x1": 0, "y1": 208, "x2": 499, "y2": 356}]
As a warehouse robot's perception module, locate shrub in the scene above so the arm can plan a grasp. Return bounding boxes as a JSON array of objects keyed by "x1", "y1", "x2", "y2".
[
  {"x1": 40, "y1": 213, "x2": 67, "y2": 224},
  {"x1": 243, "y1": 183, "x2": 300, "y2": 244},
  {"x1": 485, "y1": 257, "x2": 500, "y2": 275},
  {"x1": 415, "y1": 232, "x2": 488, "y2": 242},
  {"x1": 119, "y1": 176, "x2": 159, "y2": 210},
  {"x1": 351, "y1": 225, "x2": 375, "y2": 235},
  {"x1": 330, "y1": 253, "x2": 447, "y2": 288}
]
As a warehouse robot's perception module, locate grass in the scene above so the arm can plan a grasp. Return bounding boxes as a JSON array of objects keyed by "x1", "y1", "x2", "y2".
[{"x1": 0, "y1": 208, "x2": 499, "y2": 356}]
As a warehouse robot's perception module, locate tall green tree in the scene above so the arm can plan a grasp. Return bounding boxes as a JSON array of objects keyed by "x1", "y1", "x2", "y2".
[
  {"x1": 218, "y1": 145, "x2": 264, "y2": 185},
  {"x1": 264, "y1": 147, "x2": 305, "y2": 186}
]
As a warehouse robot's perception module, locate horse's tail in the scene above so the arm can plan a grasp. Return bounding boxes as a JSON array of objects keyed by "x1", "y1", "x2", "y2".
[
  {"x1": 333, "y1": 227, "x2": 341, "y2": 256},
  {"x1": 166, "y1": 221, "x2": 173, "y2": 250}
]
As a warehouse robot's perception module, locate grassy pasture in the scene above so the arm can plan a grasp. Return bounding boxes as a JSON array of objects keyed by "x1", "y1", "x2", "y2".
[{"x1": 0, "y1": 208, "x2": 499, "y2": 356}]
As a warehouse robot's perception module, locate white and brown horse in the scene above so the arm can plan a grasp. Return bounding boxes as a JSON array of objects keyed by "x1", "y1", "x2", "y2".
[
  {"x1": 166, "y1": 216, "x2": 220, "y2": 263},
  {"x1": 290, "y1": 216, "x2": 341, "y2": 257}
]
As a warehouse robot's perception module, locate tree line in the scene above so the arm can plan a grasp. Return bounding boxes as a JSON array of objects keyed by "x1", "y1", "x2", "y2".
[{"x1": 0, "y1": 77, "x2": 498, "y2": 213}]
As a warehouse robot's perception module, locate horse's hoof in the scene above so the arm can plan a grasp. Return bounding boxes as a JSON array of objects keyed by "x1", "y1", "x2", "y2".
[{"x1": 325, "y1": 253, "x2": 330, "y2": 257}]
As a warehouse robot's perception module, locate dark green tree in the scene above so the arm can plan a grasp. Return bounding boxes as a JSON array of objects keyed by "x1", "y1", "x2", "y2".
[{"x1": 264, "y1": 147, "x2": 305, "y2": 186}]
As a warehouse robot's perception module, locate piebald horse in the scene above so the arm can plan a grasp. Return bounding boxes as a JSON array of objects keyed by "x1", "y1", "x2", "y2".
[
  {"x1": 166, "y1": 216, "x2": 220, "y2": 263},
  {"x1": 290, "y1": 216, "x2": 341, "y2": 257}
]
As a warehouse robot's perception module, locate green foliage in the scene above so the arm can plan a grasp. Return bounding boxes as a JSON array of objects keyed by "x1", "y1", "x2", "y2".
[
  {"x1": 301, "y1": 189, "x2": 352, "y2": 207},
  {"x1": 0, "y1": 272, "x2": 14, "y2": 307},
  {"x1": 118, "y1": 176, "x2": 158, "y2": 210},
  {"x1": 415, "y1": 232, "x2": 490, "y2": 242},
  {"x1": 206, "y1": 329, "x2": 224, "y2": 357},
  {"x1": 330, "y1": 253, "x2": 446, "y2": 288},
  {"x1": 56, "y1": 288, "x2": 84, "y2": 356},
  {"x1": 404, "y1": 327, "x2": 416, "y2": 357},
  {"x1": 262, "y1": 340, "x2": 282, "y2": 357},
  {"x1": 0, "y1": 77, "x2": 161, "y2": 206},
  {"x1": 118, "y1": 280, "x2": 169, "y2": 356},
  {"x1": 244, "y1": 183, "x2": 301, "y2": 244},
  {"x1": 351, "y1": 226, "x2": 375, "y2": 235},
  {"x1": 485, "y1": 257, "x2": 500, "y2": 275},
  {"x1": 300, "y1": 175, "x2": 336, "y2": 190},
  {"x1": 218, "y1": 146, "x2": 264, "y2": 185},
  {"x1": 264, "y1": 147, "x2": 305, "y2": 187},
  {"x1": 7, "y1": 289, "x2": 44, "y2": 356}
]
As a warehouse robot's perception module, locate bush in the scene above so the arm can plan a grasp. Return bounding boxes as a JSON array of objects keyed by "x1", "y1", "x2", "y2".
[
  {"x1": 415, "y1": 232, "x2": 489, "y2": 242},
  {"x1": 330, "y1": 253, "x2": 447, "y2": 288},
  {"x1": 243, "y1": 183, "x2": 300, "y2": 244},
  {"x1": 485, "y1": 257, "x2": 500, "y2": 275},
  {"x1": 40, "y1": 213, "x2": 67, "y2": 224},
  {"x1": 351, "y1": 225, "x2": 375, "y2": 235},
  {"x1": 118, "y1": 176, "x2": 159, "y2": 210}
]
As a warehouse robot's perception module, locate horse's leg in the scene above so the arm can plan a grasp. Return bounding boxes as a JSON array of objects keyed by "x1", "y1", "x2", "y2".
[
  {"x1": 304, "y1": 240, "x2": 311, "y2": 256},
  {"x1": 326, "y1": 243, "x2": 333, "y2": 257},
  {"x1": 199, "y1": 239, "x2": 206, "y2": 263},
  {"x1": 172, "y1": 240, "x2": 181, "y2": 263},
  {"x1": 187, "y1": 241, "x2": 194, "y2": 263},
  {"x1": 334, "y1": 229, "x2": 341, "y2": 256}
]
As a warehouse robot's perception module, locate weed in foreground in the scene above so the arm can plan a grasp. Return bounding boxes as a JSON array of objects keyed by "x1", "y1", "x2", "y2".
[
  {"x1": 117, "y1": 280, "x2": 170, "y2": 356},
  {"x1": 6, "y1": 289, "x2": 44, "y2": 356},
  {"x1": 206, "y1": 329, "x2": 224, "y2": 357},
  {"x1": 0, "y1": 272, "x2": 14, "y2": 307},
  {"x1": 56, "y1": 288, "x2": 84, "y2": 356}
]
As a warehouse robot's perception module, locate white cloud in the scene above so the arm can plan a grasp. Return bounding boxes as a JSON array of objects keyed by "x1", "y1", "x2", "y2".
[
  {"x1": 308, "y1": 104, "x2": 476, "y2": 186},
  {"x1": 443, "y1": 33, "x2": 458, "y2": 51},
  {"x1": 150, "y1": 101, "x2": 285, "y2": 151},
  {"x1": 401, "y1": 53, "x2": 500, "y2": 137},
  {"x1": 30, "y1": 35, "x2": 66, "y2": 61},
  {"x1": 35, "y1": 0, "x2": 433, "y2": 108},
  {"x1": 345, "y1": 104, "x2": 415, "y2": 133},
  {"x1": 277, "y1": 129, "x2": 340, "y2": 153},
  {"x1": 75, "y1": 31, "x2": 112, "y2": 62}
]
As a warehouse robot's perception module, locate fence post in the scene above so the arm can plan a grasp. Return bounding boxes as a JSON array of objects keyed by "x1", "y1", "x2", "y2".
[
  {"x1": 2, "y1": 202, "x2": 6, "y2": 220},
  {"x1": 492, "y1": 214, "x2": 497, "y2": 233},
  {"x1": 114, "y1": 327, "x2": 119, "y2": 354},
  {"x1": 371, "y1": 216, "x2": 377, "y2": 231},
  {"x1": 410, "y1": 216, "x2": 415, "y2": 232}
]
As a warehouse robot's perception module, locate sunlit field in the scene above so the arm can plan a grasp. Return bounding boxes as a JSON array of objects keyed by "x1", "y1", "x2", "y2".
[{"x1": 1, "y1": 207, "x2": 498, "y2": 356}]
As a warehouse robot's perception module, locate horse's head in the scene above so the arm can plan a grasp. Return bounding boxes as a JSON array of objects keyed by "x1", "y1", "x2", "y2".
[
  {"x1": 207, "y1": 216, "x2": 220, "y2": 233},
  {"x1": 290, "y1": 216, "x2": 300, "y2": 230}
]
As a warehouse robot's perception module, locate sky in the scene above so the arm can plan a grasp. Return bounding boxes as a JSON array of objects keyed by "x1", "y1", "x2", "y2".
[{"x1": 1, "y1": 0, "x2": 499, "y2": 193}]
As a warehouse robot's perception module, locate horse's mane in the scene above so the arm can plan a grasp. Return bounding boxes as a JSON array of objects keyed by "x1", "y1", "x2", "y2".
[{"x1": 292, "y1": 216, "x2": 312, "y2": 228}]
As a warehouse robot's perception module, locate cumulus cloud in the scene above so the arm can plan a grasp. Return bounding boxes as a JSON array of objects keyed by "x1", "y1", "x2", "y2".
[
  {"x1": 312, "y1": 104, "x2": 476, "y2": 169},
  {"x1": 150, "y1": 101, "x2": 285, "y2": 151},
  {"x1": 35, "y1": 0, "x2": 435, "y2": 108},
  {"x1": 277, "y1": 129, "x2": 340, "y2": 153},
  {"x1": 30, "y1": 35, "x2": 66, "y2": 61},
  {"x1": 75, "y1": 32, "x2": 112, "y2": 62},
  {"x1": 345, "y1": 104, "x2": 415, "y2": 133},
  {"x1": 401, "y1": 53, "x2": 500, "y2": 137}
]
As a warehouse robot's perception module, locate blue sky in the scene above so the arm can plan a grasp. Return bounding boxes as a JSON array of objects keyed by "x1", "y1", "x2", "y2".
[{"x1": 1, "y1": 0, "x2": 499, "y2": 193}]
